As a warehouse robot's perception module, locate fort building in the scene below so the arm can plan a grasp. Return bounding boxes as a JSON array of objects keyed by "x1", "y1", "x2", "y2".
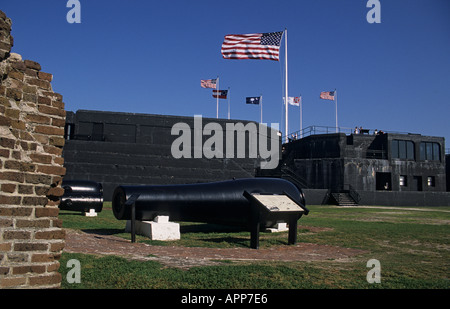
[
  {"x1": 270, "y1": 126, "x2": 448, "y2": 206},
  {"x1": 62, "y1": 110, "x2": 449, "y2": 207}
]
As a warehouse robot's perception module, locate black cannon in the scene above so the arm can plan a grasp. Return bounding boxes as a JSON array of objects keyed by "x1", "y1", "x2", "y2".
[
  {"x1": 59, "y1": 180, "x2": 103, "y2": 214},
  {"x1": 112, "y1": 178, "x2": 308, "y2": 248}
]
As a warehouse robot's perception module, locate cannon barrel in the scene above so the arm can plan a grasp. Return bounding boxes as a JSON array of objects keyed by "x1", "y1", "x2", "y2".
[
  {"x1": 112, "y1": 178, "x2": 306, "y2": 228},
  {"x1": 59, "y1": 180, "x2": 103, "y2": 213}
]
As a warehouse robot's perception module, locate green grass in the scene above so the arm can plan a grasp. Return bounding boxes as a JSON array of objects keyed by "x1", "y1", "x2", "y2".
[{"x1": 58, "y1": 203, "x2": 450, "y2": 289}]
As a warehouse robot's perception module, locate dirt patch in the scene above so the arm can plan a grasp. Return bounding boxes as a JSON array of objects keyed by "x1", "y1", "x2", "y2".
[
  {"x1": 63, "y1": 228, "x2": 366, "y2": 269},
  {"x1": 300, "y1": 226, "x2": 334, "y2": 233}
]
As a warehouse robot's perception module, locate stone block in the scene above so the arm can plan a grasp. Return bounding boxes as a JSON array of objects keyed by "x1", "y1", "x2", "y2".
[
  {"x1": 265, "y1": 222, "x2": 289, "y2": 233},
  {"x1": 84, "y1": 209, "x2": 97, "y2": 217},
  {"x1": 125, "y1": 216, "x2": 180, "y2": 241}
]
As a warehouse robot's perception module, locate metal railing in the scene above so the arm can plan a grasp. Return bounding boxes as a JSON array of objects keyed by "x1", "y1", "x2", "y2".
[
  {"x1": 366, "y1": 149, "x2": 387, "y2": 159},
  {"x1": 284, "y1": 125, "x2": 353, "y2": 142},
  {"x1": 346, "y1": 184, "x2": 361, "y2": 204},
  {"x1": 284, "y1": 125, "x2": 411, "y2": 143},
  {"x1": 280, "y1": 165, "x2": 308, "y2": 189}
]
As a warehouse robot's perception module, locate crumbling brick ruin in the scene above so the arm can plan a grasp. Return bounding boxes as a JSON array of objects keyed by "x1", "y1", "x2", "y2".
[{"x1": 0, "y1": 10, "x2": 66, "y2": 288}]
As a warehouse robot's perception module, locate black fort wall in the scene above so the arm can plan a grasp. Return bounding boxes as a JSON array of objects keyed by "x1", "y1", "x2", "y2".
[{"x1": 63, "y1": 110, "x2": 280, "y2": 201}]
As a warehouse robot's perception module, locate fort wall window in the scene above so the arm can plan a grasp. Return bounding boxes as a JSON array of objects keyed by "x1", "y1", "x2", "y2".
[
  {"x1": 391, "y1": 140, "x2": 415, "y2": 160},
  {"x1": 420, "y1": 142, "x2": 441, "y2": 161},
  {"x1": 64, "y1": 123, "x2": 75, "y2": 140},
  {"x1": 399, "y1": 175, "x2": 407, "y2": 187}
]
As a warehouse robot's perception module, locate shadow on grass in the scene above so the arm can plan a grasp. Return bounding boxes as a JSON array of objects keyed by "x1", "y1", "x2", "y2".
[
  {"x1": 77, "y1": 222, "x2": 289, "y2": 249},
  {"x1": 81, "y1": 228, "x2": 125, "y2": 236},
  {"x1": 59, "y1": 211, "x2": 86, "y2": 216},
  {"x1": 180, "y1": 223, "x2": 247, "y2": 234},
  {"x1": 197, "y1": 236, "x2": 251, "y2": 248}
]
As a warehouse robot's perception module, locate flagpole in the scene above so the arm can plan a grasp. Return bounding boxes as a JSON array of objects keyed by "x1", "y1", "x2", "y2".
[
  {"x1": 228, "y1": 87, "x2": 230, "y2": 120},
  {"x1": 260, "y1": 95, "x2": 263, "y2": 123},
  {"x1": 335, "y1": 88, "x2": 338, "y2": 133},
  {"x1": 284, "y1": 28, "x2": 288, "y2": 143},
  {"x1": 216, "y1": 76, "x2": 219, "y2": 119},
  {"x1": 300, "y1": 95, "x2": 303, "y2": 138}
]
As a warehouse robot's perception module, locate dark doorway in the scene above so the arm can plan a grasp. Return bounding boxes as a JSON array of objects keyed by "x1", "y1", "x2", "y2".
[
  {"x1": 413, "y1": 176, "x2": 423, "y2": 191},
  {"x1": 92, "y1": 123, "x2": 104, "y2": 141},
  {"x1": 376, "y1": 172, "x2": 392, "y2": 191}
]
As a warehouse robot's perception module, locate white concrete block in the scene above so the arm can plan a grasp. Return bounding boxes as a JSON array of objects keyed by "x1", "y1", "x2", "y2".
[
  {"x1": 154, "y1": 215, "x2": 169, "y2": 223},
  {"x1": 149, "y1": 221, "x2": 180, "y2": 240},
  {"x1": 265, "y1": 222, "x2": 288, "y2": 233},
  {"x1": 85, "y1": 209, "x2": 98, "y2": 217},
  {"x1": 125, "y1": 218, "x2": 180, "y2": 241}
]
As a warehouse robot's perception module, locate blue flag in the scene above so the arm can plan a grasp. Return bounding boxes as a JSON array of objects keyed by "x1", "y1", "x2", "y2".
[{"x1": 246, "y1": 97, "x2": 261, "y2": 104}]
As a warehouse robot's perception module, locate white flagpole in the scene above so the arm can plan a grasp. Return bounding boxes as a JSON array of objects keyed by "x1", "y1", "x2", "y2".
[
  {"x1": 300, "y1": 96, "x2": 303, "y2": 138},
  {"x1": 260, "y1": 95, "x2": 263, "y2": 123},
  {"x1": 284, "y1": 28, "x2": 288, "y2": 143},
  {"x1": 216, "y1": 76, "x2": 219, "y2": 119},
  {"x1": 335, "y1": 89, "x2": 338, "y2": 133},
  {"x1": 227, "y1": 87, "x2": 230, "y2": 120}
]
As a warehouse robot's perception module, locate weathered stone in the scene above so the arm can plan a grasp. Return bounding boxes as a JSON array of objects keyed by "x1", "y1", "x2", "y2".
[{"x1": 0, "y1": 9, "x2": 66, "y2": 288}]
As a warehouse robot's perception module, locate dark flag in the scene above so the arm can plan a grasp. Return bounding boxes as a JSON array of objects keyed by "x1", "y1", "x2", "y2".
[{"x1": 246, "y1": 97, "x2": 261, "y2": 104}]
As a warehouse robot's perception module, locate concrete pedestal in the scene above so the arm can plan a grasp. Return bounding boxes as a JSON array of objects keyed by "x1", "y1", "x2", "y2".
[
  {"x1": 84, "y1": 209, "x2": 98, "y2": 217},
  {"x1": 265, "y1": 222, "x2": 288, "y2": 233},
  {"x1": 125, "y1": 216, "x2": 180, "y2": 241}
]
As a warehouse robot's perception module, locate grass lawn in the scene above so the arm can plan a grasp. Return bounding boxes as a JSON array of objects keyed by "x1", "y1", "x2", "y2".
[{"x1": 58, "y1": 203, "x2": 450, "y2": 289}]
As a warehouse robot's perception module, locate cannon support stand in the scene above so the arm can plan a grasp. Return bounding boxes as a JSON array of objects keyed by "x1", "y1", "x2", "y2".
[{"x1": 125, "y1": 193, "x2": 140, "y2": 243}]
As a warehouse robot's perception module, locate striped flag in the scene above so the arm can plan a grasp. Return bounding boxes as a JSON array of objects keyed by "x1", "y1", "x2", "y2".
[
  {"x1": 201, "y1": 79, "x2": 217, "y2": 89},
  {"x1": 212, "y1": 90, "x2": 228, "y2": 99},
  {"x1": 320, "y1": 91, "x2": 335, "y2": 101},
  {"x1": 221, "y1": 31, "x2": 283, "y2": 61}
]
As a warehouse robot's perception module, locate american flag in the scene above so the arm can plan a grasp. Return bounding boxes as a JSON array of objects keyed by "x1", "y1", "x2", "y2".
[
  {"x1": 221, "y1": 31, "x2": 283, "y2": 61},
  {"x1": 320, "y1": 91, "x2": 335, "y2": 101},
  {"x1": 212, "y1": 89, "x2": 228, "y2": 99},
  {"x1": 201, "y1": 79, "x2": 217, "y2": 89}
]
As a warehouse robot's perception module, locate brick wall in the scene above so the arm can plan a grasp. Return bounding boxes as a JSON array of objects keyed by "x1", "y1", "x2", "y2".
[{"x1": 0, "y1": 10, "x2": 66, "y2": 288}]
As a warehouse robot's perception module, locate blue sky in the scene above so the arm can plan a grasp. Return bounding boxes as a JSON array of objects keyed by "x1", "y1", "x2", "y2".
[{"x1": 2, "y1": 0, "x2": 450, "y2": 144}]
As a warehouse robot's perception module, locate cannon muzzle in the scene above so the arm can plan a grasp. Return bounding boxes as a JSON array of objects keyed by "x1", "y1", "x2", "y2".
[{"x1": 59, "y1": 180, "x2": 103, "y2": 213}]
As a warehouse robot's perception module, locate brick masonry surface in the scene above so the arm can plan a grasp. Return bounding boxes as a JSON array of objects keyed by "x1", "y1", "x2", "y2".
[{"x1": 0, "y1": 10, "x2": 66, "y2": 288}]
